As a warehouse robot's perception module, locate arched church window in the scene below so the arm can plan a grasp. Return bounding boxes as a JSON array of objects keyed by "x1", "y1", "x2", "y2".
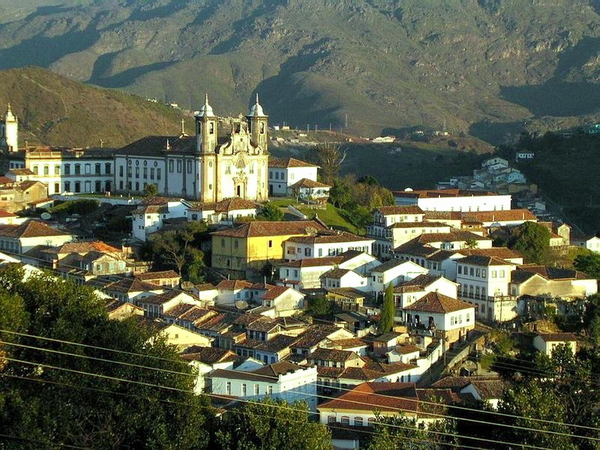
[
  {"x1": 209, "y1": 123, "x2": 214, "y2": 134},
  {"x1": 260, "y1": 123, "x2": 265, "y2": 134}
]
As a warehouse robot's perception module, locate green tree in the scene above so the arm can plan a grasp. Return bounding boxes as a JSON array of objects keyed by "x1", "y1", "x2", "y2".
[
  {"x1": 0, "y1": 267, "x2": 212, "y2": 449},
  {"x1": 257, "y1": 203, "x2": 284, "y2": 221},
  {"x1": 306, "y1": 296, "x2": 333, "y2": 317},
  {"x1": 379, "y1": 283, "x2": 395, "y2": 333},
  {"x1": 508, "y1": 222, "x2": 552, "y2": 264},
  {"x1": 496, "y1": 381, "x2": 577, "y2": 450},
  {"x1": 367, "y1": 414, "x2": 458, "y2": 450},
  {"x1": 574, "y1": 251, "x2": 600, "y2": 278},
  {"x1": 143, "y1": 183, "x2": 159, "y2": 197},
  {"x1": 148, "y1": 221, "x2": 208, "y2": 277},
  {"x1": 307, "y1": 142, "x2": 346, "y2": 185},
  {"x1": 212, "y1": 398, "x2": 331, "y2": 450}
]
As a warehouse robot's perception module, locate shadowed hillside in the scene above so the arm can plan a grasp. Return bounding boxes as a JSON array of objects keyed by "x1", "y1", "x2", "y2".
[{"x1": 0, "y1": 0, "x2": 597, "y2": 142}]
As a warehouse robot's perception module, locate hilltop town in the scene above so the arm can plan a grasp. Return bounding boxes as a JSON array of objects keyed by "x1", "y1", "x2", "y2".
[{"x1": 0, "y1": 98, "x2": 599, "y2": 449}]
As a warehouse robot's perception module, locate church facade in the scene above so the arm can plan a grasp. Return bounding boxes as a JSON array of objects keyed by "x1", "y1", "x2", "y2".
[{"x1": 113, "y1": 95, "x2": 270, "y2": 202}]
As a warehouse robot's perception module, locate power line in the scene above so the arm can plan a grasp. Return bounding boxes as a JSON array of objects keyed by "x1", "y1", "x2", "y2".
[
  {"x1": 2, "y1": 338, "x2": 597, "y2": 448},
  {"x1": 3, "y1": 327, "x2": 597, "y2": 437},
  {"x1": 3, "y1": 326, "x2": 599, "y2": 436}
]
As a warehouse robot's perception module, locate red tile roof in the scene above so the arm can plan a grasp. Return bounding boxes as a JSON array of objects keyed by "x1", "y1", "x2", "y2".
[
  {"x1": 0, "y1": 220, "x2": 72, "y2": 239},
  {"x1": 211, "y1": 219, "x2": 327, "y2": 238},
  {"x1": 377, "y1": 205, "x2": 425, "y2": 215},
  {"x1": 290, "y1": 178, "x2": 331, "y2": 189},
  {"x1": 269, "y1": 156, "x2": 318, "y2": 168},
  {"x1": 403, "y1": 291, "x2": 473, "y2": 314}
]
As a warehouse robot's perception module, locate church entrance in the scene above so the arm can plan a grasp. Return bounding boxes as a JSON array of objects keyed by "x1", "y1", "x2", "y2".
[{"x1": 235, "y1": 183, "x2": 245, "y2": 198}]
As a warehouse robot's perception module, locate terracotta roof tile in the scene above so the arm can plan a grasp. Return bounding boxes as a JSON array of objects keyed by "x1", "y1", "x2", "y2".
[
  {"x1": 269, "y1": 156, "x2": 318, "y2": 168},
  {"x1": 211, "y1": 219, "x2": 327, "y2": 238},
  {"x1": 377, "y1": 205, "x2": 425, "y2": 215},
  {"x1": 403, "y1": 291, "x2": 473, "y2": 314},
  {"x1": 0, "y1": 220, "x2": 72, "y2": 239}
]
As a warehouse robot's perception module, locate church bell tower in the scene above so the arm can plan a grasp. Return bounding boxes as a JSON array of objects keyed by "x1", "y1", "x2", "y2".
[{"x1": 246, "y1": 94, "x2": 268, "y2": 152}]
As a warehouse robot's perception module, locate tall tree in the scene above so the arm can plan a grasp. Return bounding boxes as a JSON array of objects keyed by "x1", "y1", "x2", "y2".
[
  {"x1": 257, "y1": 203, "x2": 284, "y2": 221},
  {"x1": 211, "y1": 398, "x2": 331, "y2": 450},
  {"x1": 367, "y1": 415, "x2": 458, "y2": 450},
  {"x1": 308, "y1": 143, "x2": 346, "y2": 185},
  {"x1": 508, "y1": 221, "x2": 552, "y2": 264},
  {"x1": 574, "y1": 251, "x2": 600, "y2": 279},
  {"x1": 0, "y1": 266, "x2": 212, "y2": 449},
  {"x1": 379, "y1": 283, "x2": 395, "y2": 333}
]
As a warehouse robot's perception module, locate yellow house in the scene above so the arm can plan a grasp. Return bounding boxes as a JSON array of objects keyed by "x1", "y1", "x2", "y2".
[{"x1": 211, "y1": 219, "x2": 327, "y2": 278}]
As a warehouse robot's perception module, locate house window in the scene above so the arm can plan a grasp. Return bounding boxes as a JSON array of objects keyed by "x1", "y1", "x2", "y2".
[
  {"x1": 268, "y1": 240, "x2": 273, "y2": 248},
  {"x1": 32, "y1": 165, "x2": 38, "y2": 174},
  {"x1": 242, "y1": 384, "x2": 247, "y2": 396},
  {"x1": 84, "y1": 164, "x2": 91, "y2": 174},
  {"x1": 64, "y1": 164, "x2": 71, "y2": 175},
  {"x1": 234, "y1": 240, "x2": 239, "y2": 249},
  {"x1": 226, "y1": 382, "x2": 231, "y2": 395},
  {"x1": 169, "y1": 160, "x2": 174, "y2": 172},
  {"x1": 64, "y1": 181, "x2": 71, "y2": 192},
  {"x1": 157, "y1": 168, "x2": 161, "y2": 180},
  {"x1": 354, "y1": 417, "x2": 364, "y2": 426},
  {"x1": 43, "y1": 165, "x2": 49, "y2": 175},
  {"x1": 143, "y1": 167, "x2": 148, "y2": 179},
  {"x1": 177, "y1": 160, "x2": 182, "y2": 172},
  {"x1": 95, "y1": 163, "x2": 101, "y2": 175},
  {"x1": 54, "y1": 165, "x2": 60, "y2": 175},
  {"x1": 305, "y1": 248, "x2": 311, "y2": 256},
  {"x1": 341, "y1": 416, "x2": 350, "y2": 425},
  {"x1": 267, "y1": 386, "x2": 273, "y2": 396},
  {"x1": 221, "y1": 239, "x2": 225, "y2": 248},
  {"x1": 119, "y1": 166, "x2": 124, "y2": 177},
  {"x1": 328, "y1": 416, "x2": 335, "y2": 424},
  {"x1": 105, "y1": 163, "x2": 111, "y2": 174},
  {"x1": 254, "y1": 384, "x2": 259, "y2": 395}
]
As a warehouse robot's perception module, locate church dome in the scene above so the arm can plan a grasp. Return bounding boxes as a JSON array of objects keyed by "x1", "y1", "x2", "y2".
[
  {"x1": 196, "y1": 94, "x2": 215, "y2": 118},
  {"x1": 248, "y1": 94, "x2": 265, "y2": 117}
]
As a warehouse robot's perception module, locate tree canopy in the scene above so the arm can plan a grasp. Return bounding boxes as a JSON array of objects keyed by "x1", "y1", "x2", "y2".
[
  {"x1": 379, "y1": 283, "x2": 395, "y2": 333},
  {"x1": 212, "y1": 398, "x2": 331, "y2": 450},
  {"x1": 508, "y1": 221, "x2": 552, "y2": 264},
  {"x1": 0, "y1": 264, "x2": 211, "y2": 449}
]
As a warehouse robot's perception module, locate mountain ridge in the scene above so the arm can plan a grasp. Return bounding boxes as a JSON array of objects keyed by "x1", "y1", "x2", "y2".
[{"x1": 0, "y1": 0, "x2": 598, "y2": 143}]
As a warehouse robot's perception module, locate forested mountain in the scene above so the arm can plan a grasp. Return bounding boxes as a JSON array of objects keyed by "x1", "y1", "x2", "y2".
[{"x1": 0, "y1": 0, "x2": 598, "y2": 143}]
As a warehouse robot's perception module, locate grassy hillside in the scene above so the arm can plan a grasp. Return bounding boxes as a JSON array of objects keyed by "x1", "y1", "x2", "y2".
[
  {"x1": 0, "y1": 0, "x2": 597, "y2": 143},
  {"x1": 0, "y1": 66, "x2": 190, "y2": 147}
]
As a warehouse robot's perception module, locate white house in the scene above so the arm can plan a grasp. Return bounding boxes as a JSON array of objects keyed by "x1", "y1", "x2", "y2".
[
  {"x1": 402, "y1": 292, "x2": 476, "y2": 344},
  {"x1": 393, "y1": 274, "x2": 460, "y2": 310},
  {"x1": 210, "y1": 361, "x2": 319, "y2": 411},
  {"x1": 0, "y1": 220, "x2": 75, "y2": 254},
  {"x1": 456, "y1": 255, "x2": 517, "y2": 322},
  {"x1": 289, "y1": 178, "x2": 331, "y2": 203},
  {"x1": 131, "y1": 197, "x2": 193, "y2": 242},
  {"x1": 573, "y1": 235, "x2": 600, "y2": 253},
  {"x1": 182, "y1": 347, "x2": 238, "y2": 394},
  {"x1": 321, "y1": 268, "x2": 369, "y2": 291},
  {"x1": 533, "y1": 332, "x2": 577, "y2": 357},
  {"x1": 276, "y1": 255, "x2": 344, "y2": 289},
  {"x1": 187, "y1": 197, "x2": 259, "y2": 224},
  {"x1": 136, "y1": 290, "x2": 201, "y2": 318},
  {"x1": 393, "y1": 189, "x2": 512, "y2": 213},
  {"x1": 283, "y1": 230, "x2": 373, "y2": 261},
  {"x1": 258, "y1": 285, "x2": 305, "y2": 317},
  {"x1": 369, "y1": 259, "x2": 428, "y2": 299},
  {"x1": 268, "y1": 157, "x2": 319, "y2": 196},
  {"x1": 318, "y1": 382, "x2": 460, "y2": 427}
]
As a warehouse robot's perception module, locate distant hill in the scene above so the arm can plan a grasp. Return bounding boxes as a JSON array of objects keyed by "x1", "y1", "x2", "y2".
[
  {"x1": 0, "y1": 66, "x2": 188, "y2": 147},
  {"x1": 0, "y1": 0, "x2": 598, "y2": 144}
]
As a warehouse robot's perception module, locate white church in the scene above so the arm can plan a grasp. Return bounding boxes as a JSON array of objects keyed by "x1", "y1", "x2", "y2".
[
  {"x1": 113, "y1": 95, "x2": 270, "y2": 202},
  {"x1": 0, "y1": 96, "x2": 319, "y2": 203}
]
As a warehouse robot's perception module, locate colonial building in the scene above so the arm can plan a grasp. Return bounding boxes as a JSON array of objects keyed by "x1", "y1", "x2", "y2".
[{"x1": 113, "y1": 95, "x2": 269, "y2": 201}]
